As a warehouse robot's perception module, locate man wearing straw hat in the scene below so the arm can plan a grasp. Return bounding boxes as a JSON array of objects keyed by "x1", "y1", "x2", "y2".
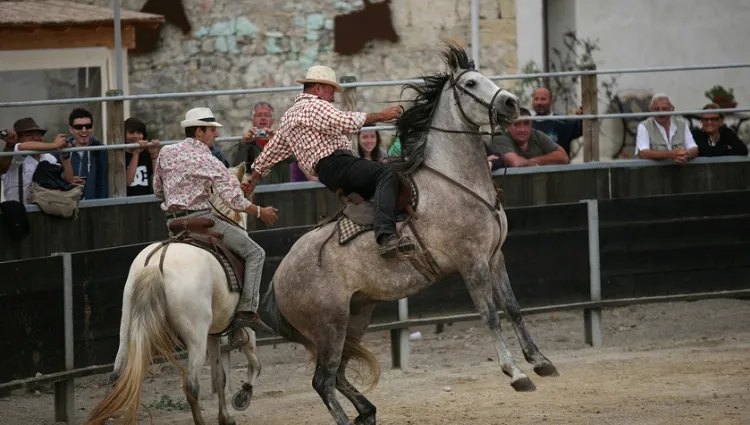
[
  {"x1": 249, "y1": 65, "x2": 414, "y2": 258},
  {"x1": 154, "y1": 107, "x2": 279, "y2": 332}
]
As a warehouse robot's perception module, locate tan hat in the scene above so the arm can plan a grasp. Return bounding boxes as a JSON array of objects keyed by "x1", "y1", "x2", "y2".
[
  {"x1": 296, "y1": 65, "x2": 343, "y2": 92},
  {"x1": 180, "y1": 107, "x2": 224, "y2": 128}
]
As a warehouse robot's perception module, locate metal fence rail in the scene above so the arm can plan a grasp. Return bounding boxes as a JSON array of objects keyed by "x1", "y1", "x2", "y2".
[
  {"x1": 3, "y1": 105, "x2": 750, "y2": 157},
  {"x1": 1, "y1": 62, "x2": 749, "y2": 108}
]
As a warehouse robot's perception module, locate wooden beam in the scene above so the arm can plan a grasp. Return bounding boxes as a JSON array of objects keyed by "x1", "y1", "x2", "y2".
[{"x1": 0, "y1": 25, "x2": 136, "y2": 51}]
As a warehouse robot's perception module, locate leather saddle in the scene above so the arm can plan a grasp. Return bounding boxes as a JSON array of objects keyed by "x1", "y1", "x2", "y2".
[
  {"x1": 336, "y1": 172, "x2": 416, "y2": 226},
  {"x1": 166, "y1": 217, "x2": 246, "y2": 292}
]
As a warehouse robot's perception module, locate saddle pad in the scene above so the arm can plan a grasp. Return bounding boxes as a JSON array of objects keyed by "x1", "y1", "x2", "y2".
[
  {"x1": 180, "y1": 234, "x2": 244, "y2": 293},
  {"x1": 338, "y1": 217, "x2": 373, "y2": 245}
]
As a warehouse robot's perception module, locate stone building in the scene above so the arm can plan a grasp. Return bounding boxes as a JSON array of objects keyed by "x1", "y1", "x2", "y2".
[{"x1": 83, "y1": 0, "x2": 519, "y2": 147}]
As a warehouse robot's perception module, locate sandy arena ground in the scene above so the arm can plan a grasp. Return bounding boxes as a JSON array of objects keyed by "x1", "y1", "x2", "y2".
[{"x1": 1, "y1": 298, "x2": 749, "y2": 425}]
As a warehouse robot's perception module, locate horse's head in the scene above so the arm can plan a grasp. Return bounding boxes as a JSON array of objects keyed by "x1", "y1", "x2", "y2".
[
  {"x1": 442, "y1": 43, "x2": 518, "y2": 131},
  {"x1": 210, "y1": 162, "x2": 249, "y2": 230},
  {"x1": 395, "y1": 42, "x2": 519, "y2": 175}
]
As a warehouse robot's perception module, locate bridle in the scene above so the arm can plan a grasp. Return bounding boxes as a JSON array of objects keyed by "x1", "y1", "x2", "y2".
[{"x1": 428, "y1": 68, "x2": 511, "y2": 138}]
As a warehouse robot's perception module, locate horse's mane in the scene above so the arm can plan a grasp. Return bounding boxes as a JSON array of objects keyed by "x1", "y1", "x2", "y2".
[
  {"x1": 395, "y1": 42, "x2": 475, "y2": 175},
  {"x1": 210, "y1": 163, "x2": 248, "y2": 230}
]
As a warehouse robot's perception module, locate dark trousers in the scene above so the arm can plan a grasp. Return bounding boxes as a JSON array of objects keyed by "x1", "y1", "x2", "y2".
[{"x1": 316, "y1": 150, "x2": 397, "y2": 240}]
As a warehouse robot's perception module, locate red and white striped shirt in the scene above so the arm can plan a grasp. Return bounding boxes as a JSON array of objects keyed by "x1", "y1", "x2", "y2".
[
  {"x1": 153, "y1": 137, "x2": 251, "y2": 212},
  {"x1": 252, "y1": 93, "x2": 367, "y2": 177}
]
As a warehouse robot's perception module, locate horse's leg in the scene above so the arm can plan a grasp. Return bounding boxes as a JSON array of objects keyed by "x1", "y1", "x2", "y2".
[
  {"x1": 309, "y1": 306, "x2": 355, "y2": 425},
  {"x1": 336, "y1": 305, "x2": 377, "y2": 425},
  {"x1": 230, "y1": 327, "x2": 261, "y2": 412},
  {"x1": 208, "y1": 335, "x2": 235, "y2": 425},
  {"x1": 183, "y1": 332, "x2": 209, "y2": 425},
  {"x1": 491, "y1": 252, "x2": 559, "y2": 377},
  {"x1": 463, "y1": 260, "x2": 535, "y2": 392}
]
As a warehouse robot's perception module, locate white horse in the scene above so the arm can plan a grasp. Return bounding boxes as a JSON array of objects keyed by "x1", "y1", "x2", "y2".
[{"x1": 86, "y1": 163, "x2": 261, "y2": 425}]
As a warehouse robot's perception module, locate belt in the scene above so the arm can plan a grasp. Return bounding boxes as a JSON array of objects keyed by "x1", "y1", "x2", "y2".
[
  {"x1": 315, "y1": 149, "x2": 354, "y2": 172},
  {"x1": 165, "y1": 209, "x2": 205, "y2": 219}
]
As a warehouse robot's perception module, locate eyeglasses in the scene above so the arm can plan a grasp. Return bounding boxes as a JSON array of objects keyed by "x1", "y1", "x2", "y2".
[
  {"x1": 701, "y1": 116, "x2": 721, "y2": 122},
  {"x1": 72, "y1": 123, "x2": 93, "y2": 130}
]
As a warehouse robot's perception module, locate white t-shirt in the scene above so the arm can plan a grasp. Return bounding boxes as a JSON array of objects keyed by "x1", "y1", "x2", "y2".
[{"x1": 1, "y1": 144, "x2": 58, "y2": 204}]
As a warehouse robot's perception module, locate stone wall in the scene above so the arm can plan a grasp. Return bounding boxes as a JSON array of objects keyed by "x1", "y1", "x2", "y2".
[{"x1": 88, "y1": 0, "x2": 518, "y2": 150}]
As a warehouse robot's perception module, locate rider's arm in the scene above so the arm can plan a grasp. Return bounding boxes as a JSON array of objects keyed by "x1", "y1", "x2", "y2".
[
  {"x1": 152, "y1": 154, "x2": 164, "y2": 199},
  {"x1": 209, "y1": 156, "x2": 253, "y2": 212},
  {"x1": 250, "y1": 132, "x2": 293, "y2": 180},
  {"x1": 308, "y1": 99, "x2": 367, "y2": 135}
]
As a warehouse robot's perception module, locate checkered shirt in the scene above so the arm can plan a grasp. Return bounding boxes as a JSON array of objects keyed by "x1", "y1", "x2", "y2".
[
  {"x1": 153, "y1": 137, "x2": 251, "y2": 212},
  {"x1": 252, "y1": 93, "x2": 367, "y2": 177}
]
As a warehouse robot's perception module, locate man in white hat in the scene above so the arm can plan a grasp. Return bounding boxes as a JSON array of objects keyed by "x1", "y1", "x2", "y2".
[
  {"x1": 249, "y1": 65, "x2": 414, "y2": 257},
  {"x1": 153, "y1": 107, "x2": 279, "y2": 332}
]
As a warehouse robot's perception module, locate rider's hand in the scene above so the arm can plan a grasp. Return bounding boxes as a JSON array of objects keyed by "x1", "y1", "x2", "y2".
[
  {"x1": 240, "y1": 181, "x2": 255, "y2": 195},
  {"x1": 259, "y1": 206, "x2": 279, "y2": 226},
  {"x1": 382, "y1": 105, "x2": 403, "y2": 121}
]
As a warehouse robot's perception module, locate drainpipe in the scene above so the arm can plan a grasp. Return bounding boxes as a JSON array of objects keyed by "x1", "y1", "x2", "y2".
[{"x1": 471, "y1": 0, "x2": 480, "y2": 71}]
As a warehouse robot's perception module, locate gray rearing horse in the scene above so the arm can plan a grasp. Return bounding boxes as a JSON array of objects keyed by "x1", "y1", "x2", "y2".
[{"x1": 262, "y1": 43, "x2": 559, "y2": 425}]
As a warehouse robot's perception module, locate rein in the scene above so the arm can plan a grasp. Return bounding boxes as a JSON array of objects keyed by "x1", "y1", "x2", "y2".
[{"x1": 413, "y1": 68, "x2": 509, "y2": 261}]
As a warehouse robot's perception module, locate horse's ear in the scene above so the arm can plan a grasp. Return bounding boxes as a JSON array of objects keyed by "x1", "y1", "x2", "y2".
[{"x1": 237, "y1": 162, "x2": 247, "y2": 179}]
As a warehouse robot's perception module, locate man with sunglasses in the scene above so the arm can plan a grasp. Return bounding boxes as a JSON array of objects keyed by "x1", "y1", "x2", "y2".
[
  {"x1": 635, "y1": 94, "x2": 698, "y2": 164},
  {"x1": 62, "y1": 108, "x2": 109, "y2": 199},
  {"x1": 691, "y1": 103, "x2": 748, "y2": 157}
]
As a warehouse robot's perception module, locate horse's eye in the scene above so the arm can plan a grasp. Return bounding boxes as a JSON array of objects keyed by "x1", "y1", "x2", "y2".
[{"x1": 465, "y1": 80, "x2": 476, "y2": 88}]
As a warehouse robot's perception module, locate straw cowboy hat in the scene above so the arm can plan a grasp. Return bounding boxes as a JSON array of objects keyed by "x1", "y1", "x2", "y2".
[
  {"x1": 180, "y1": 107, "x2": 224, "y2": 128},
  {"x1": 296, "y1": 65, "x2": 343, "y2": 92}
]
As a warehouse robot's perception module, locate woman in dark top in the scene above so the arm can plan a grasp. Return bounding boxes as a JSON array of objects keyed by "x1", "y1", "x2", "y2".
[
  {"x1": 124, "y1": 117, "x2": 160, "y2": 196},
  {"x1": 692, "y1": 103, "x2": 748, "y2": 157}
]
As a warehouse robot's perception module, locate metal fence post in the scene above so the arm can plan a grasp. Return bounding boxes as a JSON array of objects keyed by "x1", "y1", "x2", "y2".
[
  {"x1": 583, "y1": 200, "x2": 603, "y2": 347},
  {"x1": 52, "y1": 252, "x2": 75, "y2": 423},
  {"x1": 390, "y1": 298, "x2": 410, "y2": 369}
]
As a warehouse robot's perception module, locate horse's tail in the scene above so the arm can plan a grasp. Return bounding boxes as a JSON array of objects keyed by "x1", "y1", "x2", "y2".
[
  {"x1": 86, "y1": 265, "x2": 183, "y2": 425},
  {"x1": 262, "y1": 281, "x2": 381, "y2": 392}
]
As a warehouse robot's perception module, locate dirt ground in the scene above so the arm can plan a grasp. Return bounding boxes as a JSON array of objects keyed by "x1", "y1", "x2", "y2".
[{"x1": 2, "y1": 298, "x2": 749, "y2": 425}]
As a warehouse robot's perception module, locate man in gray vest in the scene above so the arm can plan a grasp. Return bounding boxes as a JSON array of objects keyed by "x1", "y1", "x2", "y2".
[{"x1": 635, "y1": 93, "x2": 698, "y2": 164}]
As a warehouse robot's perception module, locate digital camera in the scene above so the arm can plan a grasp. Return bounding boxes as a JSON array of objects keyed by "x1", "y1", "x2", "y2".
[{"x1": 255, "y1": 128, "x2": 268, "y2": 139}]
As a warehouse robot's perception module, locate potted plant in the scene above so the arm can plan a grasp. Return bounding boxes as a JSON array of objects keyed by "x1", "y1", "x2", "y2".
[{"x1": 704, "y1": 85, "x2": 737, "y2": 109}]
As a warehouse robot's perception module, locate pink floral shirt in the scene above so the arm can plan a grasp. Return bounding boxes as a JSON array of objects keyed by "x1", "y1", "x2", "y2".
[
  {"x1": 153, "y1": 138, "x2": 251, "y2": 212},
  {"x1": 252, "y1": 93, "x2": 367, "y2": 177}
]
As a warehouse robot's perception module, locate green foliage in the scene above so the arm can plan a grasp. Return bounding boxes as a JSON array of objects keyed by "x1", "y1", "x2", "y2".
[{"x1": 147, "y1": 394, "x2": 190, "y2": 412}]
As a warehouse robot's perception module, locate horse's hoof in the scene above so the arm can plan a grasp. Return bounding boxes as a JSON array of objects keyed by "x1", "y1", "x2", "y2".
[
  {"x1": 231, "y1": 386, "x2": 253, "y2": 411},
  {"x1": 510, "y1": 375, "x2": 536, "y2": 392},
  {"x1": 533, "y1": 362, "x2": 560, "y2": 377},
  {"x1": 354, "y1": 414, "x2": 376, "y2": 425},
  {"x1": 219, "y1": 416, "x2": 237, "y2": 425},
  {"x1": 108, "y1": 372, "x2": 119, "y2": 385}
]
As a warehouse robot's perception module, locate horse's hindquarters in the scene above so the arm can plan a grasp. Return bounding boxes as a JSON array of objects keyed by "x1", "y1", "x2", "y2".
[{"x1": 132, "y1": 242, "x2": 240, "y2": 337}]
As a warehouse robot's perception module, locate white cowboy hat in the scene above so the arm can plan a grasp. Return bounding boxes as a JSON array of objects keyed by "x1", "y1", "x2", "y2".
[
  {"x1": 180, "y1": 107, "x2": 224, "y2": 128},
  {"x1": 296, "y1": 65, "x2": 343, "y2": 92}
]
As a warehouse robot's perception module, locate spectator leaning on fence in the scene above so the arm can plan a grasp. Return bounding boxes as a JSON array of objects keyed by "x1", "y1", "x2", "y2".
[
  {"x1": 124, "y1": 117, "x2": 160, "y2": 196},
  {"x1": 691, "y1": 103, "x2": 748, "y2": 157},
  {"x1": 635, "y1": 93, "x2": 698, "y2": 164},
  {"x1": 1, "y1": 118, "x2": 73, "y2": 204},
  {"x1": 58, "y1": 108, "x2": 109, "y2": 199},
  {"x1": 488, "y1": 107, "x2": 569, "y2": 167}
]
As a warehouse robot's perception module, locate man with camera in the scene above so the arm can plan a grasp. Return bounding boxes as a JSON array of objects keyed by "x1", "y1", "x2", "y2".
[{"x1": 230, "y1": 101, "x2": 275, "y2": 168}]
